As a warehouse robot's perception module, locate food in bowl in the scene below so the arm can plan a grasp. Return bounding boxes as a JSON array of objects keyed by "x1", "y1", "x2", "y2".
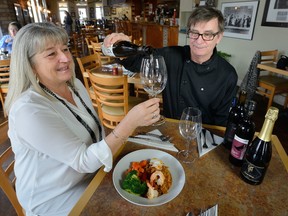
[{"x1": 121, "y1": 158, "x2": 172, "y2": 199}]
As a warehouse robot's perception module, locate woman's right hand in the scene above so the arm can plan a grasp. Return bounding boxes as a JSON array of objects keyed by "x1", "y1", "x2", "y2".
[
  {"x1": 103, "y1": 33, "x2": 131, "y2": 48},
  {"x1": 125, "y1": 98, "x2": 161, "y2": 129}
]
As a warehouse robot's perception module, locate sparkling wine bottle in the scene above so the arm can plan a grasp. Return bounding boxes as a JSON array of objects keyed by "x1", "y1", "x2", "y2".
[
  {"x1": 101, "y1": 40, "x2": 153, "y2": 57},
  {"x1": 240, "y1": 107, "x2": 279, "y2": 185},
  {"x1": 229, "y1": 100, "x2": 256, "y2": 166},
  {"x1": 223, "y1": 90, "x2": 247, "y2": 150}
]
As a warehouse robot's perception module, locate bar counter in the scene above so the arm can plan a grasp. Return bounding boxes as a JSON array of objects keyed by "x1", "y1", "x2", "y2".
[{"x1": 69, "y1": 119, "x2": 288, "y2": 216}]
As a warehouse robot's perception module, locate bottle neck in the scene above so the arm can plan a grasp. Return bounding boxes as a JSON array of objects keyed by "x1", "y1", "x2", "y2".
[{"x1": 258, "y1": 118, "x2": 275, "y2": 142}]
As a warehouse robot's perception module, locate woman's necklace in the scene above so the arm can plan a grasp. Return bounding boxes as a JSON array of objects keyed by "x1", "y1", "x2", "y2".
[{"x1": 39, "y1": 82, "x2": 102, "y2": 142}]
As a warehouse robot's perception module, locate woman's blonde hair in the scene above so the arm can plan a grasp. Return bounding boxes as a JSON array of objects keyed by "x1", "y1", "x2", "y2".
[{"x1": 4, "y1": 22, "x2": 76, "y2": 113}]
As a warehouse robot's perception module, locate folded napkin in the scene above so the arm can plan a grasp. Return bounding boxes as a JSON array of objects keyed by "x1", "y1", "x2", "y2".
[
  {"x1": 199, "y1": 204, "x2": 218, "y2": 216},
  {"x1": 197, "y1": 128, "x2": 223, "y2": 157},
  {"x1": 127, "y1": 129, "x2": 178, "y2": 152}
]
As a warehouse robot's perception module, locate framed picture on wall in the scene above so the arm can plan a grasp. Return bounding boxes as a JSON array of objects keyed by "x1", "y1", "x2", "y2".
[
  {"x1": 221, "y1": 1, "x2": 259, "y2": 40},
  {"x1": 262, "y1": 0, "x2": 288, "y2": 27}
]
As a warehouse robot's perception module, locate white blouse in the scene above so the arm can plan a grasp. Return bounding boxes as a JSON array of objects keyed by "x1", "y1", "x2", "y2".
[{"x1": 8, "y1": 79, "x2": 112, "y2": 216}]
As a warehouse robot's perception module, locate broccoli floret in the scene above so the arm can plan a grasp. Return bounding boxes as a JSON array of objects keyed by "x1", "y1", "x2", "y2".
[{"x1": 121, "y1": 170, "x2": 148, "y2": 195}]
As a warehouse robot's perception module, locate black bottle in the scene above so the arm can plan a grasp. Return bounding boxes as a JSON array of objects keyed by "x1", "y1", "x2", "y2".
[
  {"x1": 102, "y1": 40, "x2": 153, "y2": 57},
  {"x1": 223, "y1": 91, "x2": 247, "y2": 150},
  {"x1": 240, "y1": 107, "x2": 278, "y2": 185},
  {"x1": 229, "y1": 100, "x2": 256, "y2": 166}
]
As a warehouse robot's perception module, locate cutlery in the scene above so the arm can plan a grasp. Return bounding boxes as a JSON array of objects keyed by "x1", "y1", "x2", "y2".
[
  {"x1": 209, "y1": 131, "x2": 217, "y2": 146},
  {"x1": 128, "y1": 136, "x2": 173, "y2": 144},
  {"x1": 201, "y1": 129, "x2": 208, "y2": 148},
  {"x1": 136, "y1": 132, "x2": 172, "y2": 142}
]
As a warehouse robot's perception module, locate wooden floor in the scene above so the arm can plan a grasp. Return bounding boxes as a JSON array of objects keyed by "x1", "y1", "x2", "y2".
[{"x1": 0, "y1": 95, "x2": 287, "y2": 215}]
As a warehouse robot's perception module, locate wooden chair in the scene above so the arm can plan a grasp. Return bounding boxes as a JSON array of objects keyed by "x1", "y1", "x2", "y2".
[
  {"x1": 90, "y1": 41, "x2": 113, "y2": 64},
  {"x1": 87, "y1": 72, "x2": 144, "y2": 129},
  {"x1": 70, "y1": 33, "x2": 84, "y2": 57},
  {"x1": 76, "y1": 53, "x2": 102, "y2": 108},
  {"x1": 0, "y1": 59, "x2": 10, "y2": 117},
  {"x1": 257, "y1": 50, "x2": 288, "y2": 109},
  {"x1": 84, "y1": 35, "x2": 99, "y2": 55},
  {"x1": 0, "y1": 121, "x2": 25, "y2": 216}
]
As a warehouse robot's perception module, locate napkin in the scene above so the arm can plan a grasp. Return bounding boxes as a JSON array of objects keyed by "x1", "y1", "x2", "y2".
[
  {"x1": 197, "y1": 128, "x2": 223, "y2": 157},
  {"x1": 199, "y1": 204, "x2": 218, "y2": 216},
  {"x1": 127, "y1": 129, "x2": 178, "y2": 152}
]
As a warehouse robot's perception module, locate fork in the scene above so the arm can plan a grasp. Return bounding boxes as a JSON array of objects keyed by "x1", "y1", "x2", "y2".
[{"x1": 136, "y1": 132, "x2": 172, "y2": 142}]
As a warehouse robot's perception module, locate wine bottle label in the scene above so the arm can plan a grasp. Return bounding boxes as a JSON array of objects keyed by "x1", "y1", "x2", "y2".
[
  {"x1": 101, "y1": 44, "x2": 115, "y2": 57},
  {"x1": 241, "y1": 159, "x2": 265, "y2": 183},
  {"x1": 224, "y1": 122, "x2": 237, "y2": 142},
  {"x1": 231, "y1": 135, "x2": 249, "y2": 160}
]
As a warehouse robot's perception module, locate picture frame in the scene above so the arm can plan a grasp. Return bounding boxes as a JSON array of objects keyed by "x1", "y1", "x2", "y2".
[
  {"x1": 221, "y1": 1, "x2": 259, "y2": 40},
  {"x1": 261, "y1": 0, "x2": 288, "y2": 27}
]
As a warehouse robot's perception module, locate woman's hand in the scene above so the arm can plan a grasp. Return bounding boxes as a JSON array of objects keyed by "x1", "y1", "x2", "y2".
[
  {"x1": 103, "y1": 33, "x2": 131, "y2": 47},
  {"x1": 124, "y1": 98, "x2": 161, "y2": 128}
]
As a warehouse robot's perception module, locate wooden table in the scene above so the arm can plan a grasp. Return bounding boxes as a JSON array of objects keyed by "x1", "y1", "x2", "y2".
[
  {"x1": 257, "y1": 63, "x2": 288, "y2": 76},
  {"x1": 69, "y1": 119, "x2": 288, "y2": 216}
]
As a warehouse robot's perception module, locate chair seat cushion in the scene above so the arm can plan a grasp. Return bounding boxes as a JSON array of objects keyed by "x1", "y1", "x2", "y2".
[{"x1": 259, "y1": 75, "x2": 288, "y2": 88}]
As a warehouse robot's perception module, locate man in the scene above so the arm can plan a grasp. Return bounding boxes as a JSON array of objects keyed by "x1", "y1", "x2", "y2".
[{"x1": 103, "y1": 7, "x2": 238, "y2": 126}]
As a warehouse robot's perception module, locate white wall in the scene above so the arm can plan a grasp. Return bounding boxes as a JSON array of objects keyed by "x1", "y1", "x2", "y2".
[{"x1": 179, "y1": 0, "x2": 288, "y2": 105}]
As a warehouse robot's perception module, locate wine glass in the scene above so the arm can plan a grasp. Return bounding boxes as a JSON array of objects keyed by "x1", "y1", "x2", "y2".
[
  {"x1": 177, "y1": 107, "x2": 202, "y2": 163},
  {"x1": 140, "y1": 55, "x2": 167, "y2": 125}
]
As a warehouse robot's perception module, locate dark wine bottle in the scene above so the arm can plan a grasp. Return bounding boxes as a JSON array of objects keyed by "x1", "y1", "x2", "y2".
[
  {"x1": 240, "y1": 106, "x2": 278, "y2": 185},
  {"x1": 102, "y1": 41, "x2": 153, "y2": 57},
  {"x1": 229, "y1": 100, "x2": 256, "y2": 166},
  {"x1": 223, "y1": 90, "x2": 247, "y2": 150}
]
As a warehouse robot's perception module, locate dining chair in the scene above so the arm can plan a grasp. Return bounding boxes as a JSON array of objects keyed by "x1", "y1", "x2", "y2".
[
  {"x1": 0, "y1": 121, "x2": 25, "y2": 216},
  {"x1": 90, "y1": 41, "x2": 113, "y2": 64},
  {"x1": 70, "y1": 33, "x2": 84, "y2": 57},
  {"x1": 257, "y1": 50, "x2": 288, "y2": 109},
  {"x1": 87, "y1": 72, "x2": 145, "y2": 129},
  {"x1": 84, "y1": 35, "x2": 99, "y2": 55},
  {"x1": 76, "y1": 53, "x2": 102, "y2": 109},
  {"x1": 0, "y1": 59, "x2": 10, "y2": 117}
]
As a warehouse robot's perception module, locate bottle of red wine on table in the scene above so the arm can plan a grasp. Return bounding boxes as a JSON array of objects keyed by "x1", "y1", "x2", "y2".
[
  {"x1": 229, "y1": 100, "x2": 256, "y2": 166},
  {"x1": 240, "y1": 107, "x2": 278, "y2": 185},
  {"x1": 223, "y1": 90, "x2": 247, "y2": 150},
  {"x1": 102, "y1": 40, "x2": 153, "y2": 57}
]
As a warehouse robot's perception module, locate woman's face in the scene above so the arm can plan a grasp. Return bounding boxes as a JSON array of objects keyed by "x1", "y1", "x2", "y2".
[
  {"x1": 8, "y1": 25, "x2": 19, "y2": 38},
  {"x1": 32, "y1": 43, "x2": 73, "y2": 88}
]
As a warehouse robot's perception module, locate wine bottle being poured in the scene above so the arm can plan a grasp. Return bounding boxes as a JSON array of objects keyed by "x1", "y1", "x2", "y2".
[{"x1": 102, "y1": 40, "x2": 153, "y2": 58}]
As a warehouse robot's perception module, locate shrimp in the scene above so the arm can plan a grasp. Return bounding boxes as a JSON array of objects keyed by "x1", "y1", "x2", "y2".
[
  {"x1": 146, "y1": 182, "x2": 159, "y2": 199},
  {"x1": 150, "y1": 170, "x2": 165, "y2": 186},
  {"x1": 149, "y1": 158, "x2": 164, "y2": 170}
]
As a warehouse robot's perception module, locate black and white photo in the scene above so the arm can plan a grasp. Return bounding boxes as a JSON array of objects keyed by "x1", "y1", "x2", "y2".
[
  {"x1": 262, "y1": 0, "x2": 288, "y2": 27},
  {"x1": 221, "y1": 1, "x2": 259, "y2": 40}
]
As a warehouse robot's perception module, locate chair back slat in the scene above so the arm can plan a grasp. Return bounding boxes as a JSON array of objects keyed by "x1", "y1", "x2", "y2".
[
  {"x1": 0, "y1": 121, "x2": 24, "y2": 215},
  {"x1": 87, "y1": 72, "x2": 129, "y2": 129}
]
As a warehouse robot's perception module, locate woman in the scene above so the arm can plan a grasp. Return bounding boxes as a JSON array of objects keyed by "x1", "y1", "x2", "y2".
[
  {"x1": 5, "y1": 22, "x2": 160, "y2": 215},
  {"x1": 0, "y1": 21, "x2": 21, "y2": 54}
]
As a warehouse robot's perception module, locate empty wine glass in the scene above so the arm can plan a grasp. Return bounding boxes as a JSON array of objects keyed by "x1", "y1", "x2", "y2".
[
  {"x1": 140, "y1": 55, "x2": 167, "y2": 125},
  {"x1": 177, "y1": 107, "x2": 202, "y2": 163}
]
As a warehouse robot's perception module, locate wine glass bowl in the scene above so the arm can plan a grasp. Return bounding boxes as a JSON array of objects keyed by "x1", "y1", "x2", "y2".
[
  {"x1": 177, "y1": 107, "x2": 202, "y2": 163},
  {"x1": 140, "y1": 55, "x2": 167, "y2": 125}
]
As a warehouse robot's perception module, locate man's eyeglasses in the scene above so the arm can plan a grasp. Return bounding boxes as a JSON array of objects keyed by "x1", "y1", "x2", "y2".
[{"x1": 187, "y1": 31, "x2": 219, "y2": 41}]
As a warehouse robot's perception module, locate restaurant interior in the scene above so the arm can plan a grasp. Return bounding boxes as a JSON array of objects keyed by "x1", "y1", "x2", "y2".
[{"x1": 0, "y1": 0, "x2": 288, "y2": 215}]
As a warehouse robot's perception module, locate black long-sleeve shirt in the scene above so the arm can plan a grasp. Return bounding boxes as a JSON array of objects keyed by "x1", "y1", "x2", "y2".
[{"x1": 119, "y1": 45, "x2": 238, "y2": 126}]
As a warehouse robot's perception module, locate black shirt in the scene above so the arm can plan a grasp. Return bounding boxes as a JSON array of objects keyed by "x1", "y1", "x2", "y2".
[{"x1": 119, "y1": 45, "x2": 238, "y2": 126}]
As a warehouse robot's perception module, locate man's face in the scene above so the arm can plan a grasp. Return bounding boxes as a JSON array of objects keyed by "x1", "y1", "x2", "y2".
[{"x1": 188, "y1": 18, "x2": 223, "y2": 63}]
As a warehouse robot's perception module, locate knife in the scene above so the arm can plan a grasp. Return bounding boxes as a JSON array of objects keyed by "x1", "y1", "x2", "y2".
[{"x1": 128, "y1": 136, "x2": 174, "y2": 146}]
